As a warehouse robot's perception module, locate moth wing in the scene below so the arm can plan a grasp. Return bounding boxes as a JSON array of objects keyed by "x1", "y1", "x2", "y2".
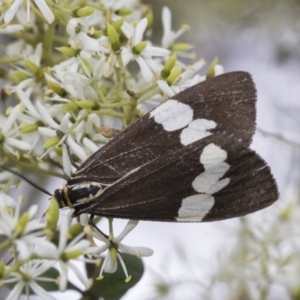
[
  {"x1": 75, "y1": 134, "x2": 278, "y2": 221},
  {"x1": 71, "y1": 72, "x2": 256, "y2": 185}
]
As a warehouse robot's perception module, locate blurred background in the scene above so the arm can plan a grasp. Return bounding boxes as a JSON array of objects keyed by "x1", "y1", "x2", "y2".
[{"x1": 120, "y1": 0, "x2": 300, "y2": 299}]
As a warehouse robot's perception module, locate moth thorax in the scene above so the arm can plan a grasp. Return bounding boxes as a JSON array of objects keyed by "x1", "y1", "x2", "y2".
[{"x1": 65, "y1": 182, "x2": 104, "y2": 206}]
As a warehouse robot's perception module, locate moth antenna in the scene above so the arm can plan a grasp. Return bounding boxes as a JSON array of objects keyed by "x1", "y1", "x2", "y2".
[{"x1": 0, "y1": 165, "x2": 52, "y2": 196}]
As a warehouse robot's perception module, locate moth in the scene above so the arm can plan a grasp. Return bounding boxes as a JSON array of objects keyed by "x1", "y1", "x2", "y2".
[{"x1": 52, "y1": 71, "x2": 278, "y2": 222}]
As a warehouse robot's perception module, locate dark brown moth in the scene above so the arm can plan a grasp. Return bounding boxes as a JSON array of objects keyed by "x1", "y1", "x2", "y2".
[{"x1": 54, "y1": 71, "x2": 278, "y2": 221}]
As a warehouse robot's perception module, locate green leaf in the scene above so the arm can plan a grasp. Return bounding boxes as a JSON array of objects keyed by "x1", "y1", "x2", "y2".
[{"x1": 86, "y1": 254, "x2": 144, "y2": 300}]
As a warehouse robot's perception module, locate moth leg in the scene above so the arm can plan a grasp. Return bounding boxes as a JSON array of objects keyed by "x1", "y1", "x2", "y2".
[
  {"x1": 88, "y1": 214, "x2": 109, "y2": 239},
  {"x1": 65, "y1": 142, "x2": 79, "y2": 169}
]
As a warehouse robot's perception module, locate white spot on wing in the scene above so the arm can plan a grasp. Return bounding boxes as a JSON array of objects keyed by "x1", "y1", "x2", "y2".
[
  {"x1": 150, "y1": 99, "x2": 193, "y2": 131},
  {"x1": 176, "y1": 143, "x2": 230, "y2": 222},
  {"x1": 180, "y1": 119, "x2": 217, "y2": 145},
  {"x1": 176, "y1": 194, "x2": 214, "y2": 221}
]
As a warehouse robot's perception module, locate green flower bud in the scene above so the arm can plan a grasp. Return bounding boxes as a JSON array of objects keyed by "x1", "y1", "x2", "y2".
[
  {"x1": 107, "y1": 23, "x2": 121, "y2": 51},
  {"x1": 171, "y1": 43, "x2": 194, "y2": 52},
  {"x1": 109, "y1": 247, "x2": 118, "y2": 261},
  {"x1": 161, "y1": 53, "x2": 177, "y2": 78},
  {"x1": 146, "y1": 11, "x2": 153, "y2": 30},
  {"x1": 132, "y1": 41, "x2": 147, "y2": 55},
  {"x1": 61, "y1": 102, "x2": 78, "y2": 112},
  {"x1": 42, "y1": 136, "x2": 60, "y2": 148},
  {"x1": 46, "y1": 199, "x2": 59, "y2": 232},
  {"x1": 80, "y1": 58, "x2": 93, "y2": 77},
  {"x1": 206, "y1": 57, "x2": 219, "y2": 79},
  {"x1": 69, "y1": 222, "x2": 84, "y2": 237},
  {"x1": 115, "y1": 8, "x2": 132, "y2": 16},
  {"x1": 54, "y1": 146, "x2": 62, "y2": 157},
  {"x1": 166, "y1": 66, "x2": 182, "y2": 85},
  {"x1": 56, "y1": 47, "x2": 80, "y2": 57},
  {"x1": 112, "y1": 19, "x2": 124, "y2": 31},
  {"x1": 19, "y1": 122, "x2": 41, "y2": 134},
  {"x1": 75, "y1": 100, "x2": 98, "y2": 110},
  {"x1": 46, "y1": 80, "x2": 66, "y2": 97},
  {"x1": 61, "y1": 249, "x2": 84, "y2": 261},
  {"x1": 15, "y1": 212, "x2": 29, "y2": 237},
  {"x1": 75, "y1": 7, "x2": 95, "y2": 17},
  {"x1": 10, "y1": 70, "x2": 30, "y2": 83},
  {"x1": 25, "y1": 60, "x2": 40, "y2": 74}
]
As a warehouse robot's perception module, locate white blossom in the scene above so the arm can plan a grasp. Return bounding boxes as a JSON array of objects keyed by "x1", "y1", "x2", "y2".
[
  {"x1": 4, "y1": 260, "x2": 56, "y2": 300},
  {"x1": 85, "y1": 220, "x2": 153, "y2": 280},
  {"x1": 4, "y1": 0, "x2": 54, "y2": 24}
]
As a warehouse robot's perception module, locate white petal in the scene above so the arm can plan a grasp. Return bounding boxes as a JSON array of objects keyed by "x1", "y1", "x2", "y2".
[
  {"x1": 83, "y1": 137, "x2": 99, "y2": 154},
  {"x1": 0, "y1": 24, "x2": 23, "y2": 33},
  {"x1": 29, "y1": 281, "x2": 56, "y2": 300},
  {"x1": 37, "y1": 101, "x2": 60, "y2": 130},
  {"x1": 15, "y1": 240, "x2": 32, "y2": 259},
  {"x1": 17, "y1": 89, "x2": 41, "y2": 119},
  {"x1": 156, "y1": 80, "x2": 175, "y2": 97},
  {"x1": 104, "y1": 254, "x2": 117, "y2": 273},
  {"x1": 31, "y1": 42, "x2": 43, "y2": 65},
  {"x1": 6, "y1": 281, "x2": 25, "y2": 300},
  {"x1": 28, "y1": 205, "x2": 39, "y2": 218},
  {"x1": 114, "y1": 220, "x2": 139, "y2": 242},
  {"x1": 67, "y1": 135, "x2": 86, "y2": 161},
  {"x1": 58, "y1": 215, "x2": 69, "y2": 252},
  {"x1": 62, "y1": 144, "x2": 72, "y2": 178},
  {"x1": 6, "y1": 138, "x2": 32, "y2": 151},
  {"x1": 58, "y1": 262, "x2": 68, "y2": 291},
  {"x1": 60, "y1": 113, "x2": 70, "y2": 132},
  {"x1": 38, "y1": 127, "x2": 56, "y2": 137},
  {"x1": 132, "y1": 18, "x2": 148, "y2": 45},
  {"x1": 2, "y1": 105, "x2": 20, "y2": 135},
  {"x1": 85, "y1": 244, "x2": 109, "y2": 255},
  {"x1": 136, "y1": 56, "x2": 153, "y2": 83},
  {"x1": 4, "y1": 0, "x2": 22, "y2": 24},
  {"x1": 119, "y1": 244, "x2": 154, "y2": 257},
  {"x1": 67, "y1": 261, "x2": 89, "y2": 288},
  {"x1": 34, "y1": 0, "x2": 55, "y2": 24},
  {"x1": 77, "y1": 32, "x2": 101, "y2": 51},
  {"x1": 142, "y1": 46, "x2": 170, "y2": 56}
]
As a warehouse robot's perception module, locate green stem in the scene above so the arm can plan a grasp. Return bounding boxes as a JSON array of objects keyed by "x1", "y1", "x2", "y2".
[
  {"x1": 0, "y1": 57, "x2": 22, "y2": 65},
  {"x1": 100, "y1": 102, "x2": 131, "y2": 108},
  {"x1": 68, "y1": 111, "x2": 89, "y2": 133},
  {"x1": 43, "y1": 22, "x2": 56, "y2": 66},
  {"x1": 98, "y1": 109, "x2": 124, "y2": 120},
  {"x1": 137, "y1": 86, "x2": 161, "y2": 104},
  {"x1": 116, "y1": 54, "x2": 131, "y2": 90},
  {"x1": 1, "y1": 175, "x2": 16, "y2": 193}
]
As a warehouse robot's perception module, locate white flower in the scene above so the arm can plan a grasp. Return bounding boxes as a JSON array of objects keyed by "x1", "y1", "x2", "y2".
[
  {"x1": 4, "y1": 260, "x2": 56, "y2": 300},
  {"x1": 4, "y1": 0, "x2": 54, "y2": 24},
  {"x1": 0, "y1": 105, "x2": 32, "y2": 156},
  {"x1": 161, "y1": 6, "x2": 190, "y2": 49},
  {"x1": 0, "y1": 194, "x2": 46, "y2": 259},
  {"x1": 121, "y1": 18, "x2": 170, "y2": 83},
  {"x1": 35, "y1": 215, "x2": 90, "y2": 291},
  {"x1": 66, "y1": 18, "x2": 101, "y2": 52},
  {"x1": 85, "y1": 220, "x2": 153, "y2": 281}
]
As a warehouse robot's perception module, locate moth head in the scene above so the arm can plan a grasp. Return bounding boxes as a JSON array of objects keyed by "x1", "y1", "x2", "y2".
[{"x1": 54, "y1": 188, "x2": 70, "y2": 208}]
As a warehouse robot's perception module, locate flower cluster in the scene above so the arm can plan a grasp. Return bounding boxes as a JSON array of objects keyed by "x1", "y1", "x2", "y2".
[{"x1": 0, "y1": 0, "x2": 223, "y2": 298}]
